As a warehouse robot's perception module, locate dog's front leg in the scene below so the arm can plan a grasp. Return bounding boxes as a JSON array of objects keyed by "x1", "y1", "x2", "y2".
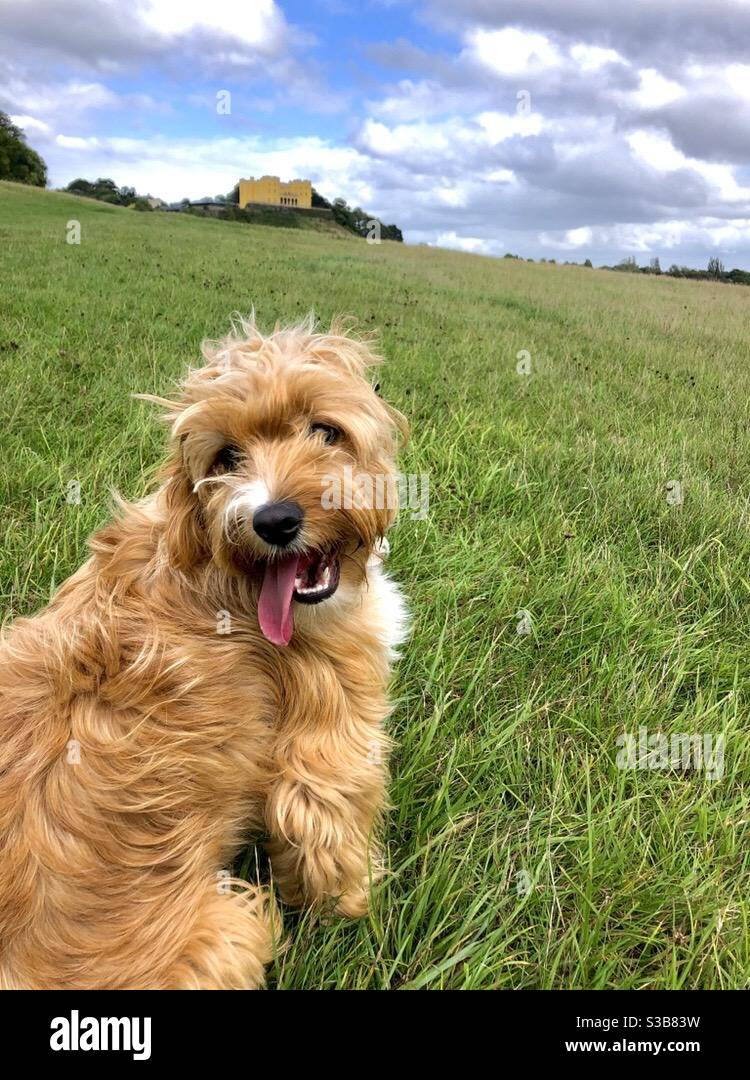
[{"x1": 265, "y1": 720, "x2": 391, "y2": 918}]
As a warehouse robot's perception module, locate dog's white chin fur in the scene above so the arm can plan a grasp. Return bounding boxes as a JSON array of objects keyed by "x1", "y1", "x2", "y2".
[{"x1": 294, "y1": 555, "x2": 409, "y2": 660}]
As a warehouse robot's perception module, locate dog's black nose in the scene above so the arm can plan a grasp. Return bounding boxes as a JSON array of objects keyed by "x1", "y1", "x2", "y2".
[{"x1": 252, "y1": 501, "x2": 304, "y2": 547}]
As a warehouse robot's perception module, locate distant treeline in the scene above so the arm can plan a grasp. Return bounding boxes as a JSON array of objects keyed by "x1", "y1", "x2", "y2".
[
  {"x1": 311, "y1": 188, "x2": 403, "y2": 241},
  {"x1": 63, "y1": 177, "x2": 156, "y2": 210},
  {"x1": 60, "y1": 176, "x2": 403, "y2": 242},
  {"x1": 502, "y1": 251, "x2": 750, "y2": 286},
  {"x1": 601, "y1": 255, "x2": 750, "y2": 286}
]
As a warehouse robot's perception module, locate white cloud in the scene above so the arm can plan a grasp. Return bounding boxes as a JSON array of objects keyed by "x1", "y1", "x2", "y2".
[
  {"x1": 434, "y1": 231, "x2": 491, "y2": 253},
  {"x1": 628, "y1": 130, "x2": 750, "y2": 202},
  {"x1": 359, "y1": 118, "x2": 451, "y2": 156},
  {"x1": 566, "y1": 226, "x2": 592, "y2": 246},
  {"x1": 723, "y1": 63, "x2": 750, "y2": 95},
  {"x1": 570, "y1": 43, "x2": 626, "y2": 72},
  {"x1": 628, "y1": 68, "x2": 685, "y2": 108},
  {"x1": 539, "y1": 218, "x2": 750, "y2": 257},
  {"x1": 0, "y1": 0, "x2": 323, "y2": 133},
  {"x1": 369, "y1": 79, "x2": 486, "y2": 123},
  {"x1": 1, "y1": 72, "x2": 160, "y2": 127},
  {"x1": 539, "y1": 225, "x2": 593, "y2": 251},
  {"x1": 137, "y1": 0, "x2": 283, "y2": 47},
  {"x1": 55, "y1": 134, "x2": 97, "y2": 149},
  {"x1": 435, "y1": 185, "x2": 469, "y2": 207},
  {"x1": 9, "y1": 113, "x2": 50, "y2": 134},
  {"x1": 358, "y1": 108, "x2": 542, "y2": 166},
  {"x1": 476, "y1": 110, "x2": 544, "y2": 142},
  {"x1": 694, "y1": 162, "x2": 750, "y2": 203},
  {"x1": 627, "y1": 130, "x2": 686, "y2": 171},
  {"x1": 485, "y1": 168, "x2": 515, "y2": 183},
  {"x1": 464, "y1": 27, "x2": 561, "y2": 77}
]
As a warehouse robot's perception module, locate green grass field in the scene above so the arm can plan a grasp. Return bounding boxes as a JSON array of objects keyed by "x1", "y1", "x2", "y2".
[{"x1": 3, "y1": 179, "x2": 750, "y2": 989}]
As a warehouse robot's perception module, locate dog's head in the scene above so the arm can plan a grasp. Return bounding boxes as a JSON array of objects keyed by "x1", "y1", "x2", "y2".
[{"x1": 144, "y1": 315, "x2": 407, "y2": 645}]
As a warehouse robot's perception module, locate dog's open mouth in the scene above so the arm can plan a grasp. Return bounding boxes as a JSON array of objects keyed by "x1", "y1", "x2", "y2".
[
  {"x1": 258, "y1": 550, "x2": 341, "y2": 646},
  {"x1": 293, "y1": 550, "x2": 341, "y2": 604}
]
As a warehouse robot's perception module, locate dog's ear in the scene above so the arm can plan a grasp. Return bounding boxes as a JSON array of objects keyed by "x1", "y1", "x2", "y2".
[{"x1": 163, "y1": 452, "x2": 207, "y2": 570}]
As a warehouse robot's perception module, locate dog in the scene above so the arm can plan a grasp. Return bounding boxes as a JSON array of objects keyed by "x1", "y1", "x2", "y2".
[{"x1": 0, "y1": 315, "x2": 408, "y2": 989}]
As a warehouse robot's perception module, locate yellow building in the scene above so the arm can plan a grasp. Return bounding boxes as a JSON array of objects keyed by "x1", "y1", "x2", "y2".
[{"x1": 238, "y1": 175, "x2": 312, "y2": 210}]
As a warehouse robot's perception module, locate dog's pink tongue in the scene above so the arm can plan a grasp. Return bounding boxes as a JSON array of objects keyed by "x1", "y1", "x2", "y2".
[{"x1": 258, "y1": 556, "x2": 299, "y2": 646}]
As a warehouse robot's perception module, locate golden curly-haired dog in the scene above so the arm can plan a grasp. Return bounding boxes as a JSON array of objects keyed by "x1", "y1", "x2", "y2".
[{"x1": 0, "y1": 315, "x2": 408, "y2": 989}]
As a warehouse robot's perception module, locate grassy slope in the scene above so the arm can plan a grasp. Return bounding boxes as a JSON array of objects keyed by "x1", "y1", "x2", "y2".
[
  {"x1": 230, "y1": 203, "x2": 355, "y2": 238},
  {"x1": 3, "y1": 179, "x2": 750, "y2": 989}
]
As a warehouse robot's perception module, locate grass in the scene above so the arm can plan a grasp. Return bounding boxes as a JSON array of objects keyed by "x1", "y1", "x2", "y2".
[{"x1": 3, "y1": 178, "x2": 750, "y2": 988}]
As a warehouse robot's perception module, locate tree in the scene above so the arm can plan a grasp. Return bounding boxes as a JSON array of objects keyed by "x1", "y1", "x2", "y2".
[
  {"x1": 649, "y1": 257, "x2": 661, "y2": 274},
  {"x1": 314, "y1": 190, "x2": 403, "y2": 241},
  {"x1": 707, "y1": 256, "x2": 725, "y2": 279},
  {"x1": 0, "y1": 111, "x2": 47, "y2": 186},
  {"x1": 66, "y1": 177, "x2": 116, "y2": 202},
  {"x1": 583, "y1": 258, "x2": 593, "y2": 267},
  {"x1": 64, "y1": 178, "x2": 145, "y2": 206},
  {"x1": 380, "y1": 222, "x2": 403, "y2": 241}
]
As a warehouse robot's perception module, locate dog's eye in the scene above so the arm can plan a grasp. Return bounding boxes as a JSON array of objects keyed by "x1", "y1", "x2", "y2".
[
  {"x1": 310, "y1": 423, "x2": 340, "y2": 446},
  {"x1": 211, "y1": 445, "x2": 242, "y2": 473}
]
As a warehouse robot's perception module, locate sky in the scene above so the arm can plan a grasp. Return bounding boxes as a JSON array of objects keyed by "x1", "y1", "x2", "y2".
[{"x1": 3, "y1": 0, "x2": 750, "y2": 268}]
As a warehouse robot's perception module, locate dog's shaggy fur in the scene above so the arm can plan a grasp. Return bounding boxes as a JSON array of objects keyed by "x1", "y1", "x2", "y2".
[{"x1": 0, "y1": 316, "x2": 408, "y2": 989}]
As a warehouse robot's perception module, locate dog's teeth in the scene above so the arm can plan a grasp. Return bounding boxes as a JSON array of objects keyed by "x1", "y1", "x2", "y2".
[
  {"x1": 296, "y1": 581, "x2": 327, "y2": 595},
  {"x1": 294, "y1": 558, "x2": 334, "y2": 597}
]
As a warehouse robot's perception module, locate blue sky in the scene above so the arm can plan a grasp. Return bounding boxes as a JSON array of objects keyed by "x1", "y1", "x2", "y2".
[{"x1": 3, "y1": 0, "x2": 750, "y2": 268}]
